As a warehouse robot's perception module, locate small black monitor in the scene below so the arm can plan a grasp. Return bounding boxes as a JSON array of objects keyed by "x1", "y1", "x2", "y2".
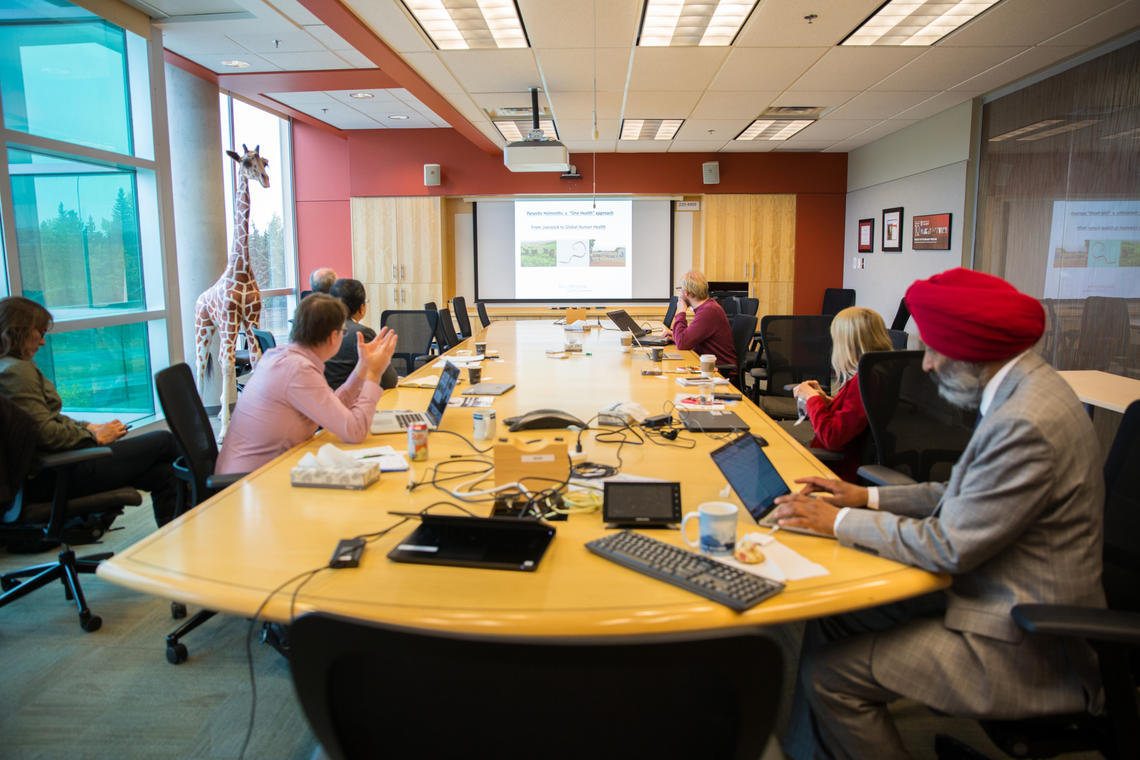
[{"x1": 707, "y1": 280, "x2": 749, "y2": 300}]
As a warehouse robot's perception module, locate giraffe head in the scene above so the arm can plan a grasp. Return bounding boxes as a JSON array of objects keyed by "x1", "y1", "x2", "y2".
[{"x1": 226, "y1": 144, "x2": 271, "y2": 189}]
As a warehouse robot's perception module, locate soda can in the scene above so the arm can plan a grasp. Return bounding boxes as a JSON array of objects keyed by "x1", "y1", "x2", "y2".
[
  {"x1": 407, "y1": 423, "x2": 429, "y2": 461},
  {"x1": 473, "y1": 410, "x2": 497, "y2": 441}
]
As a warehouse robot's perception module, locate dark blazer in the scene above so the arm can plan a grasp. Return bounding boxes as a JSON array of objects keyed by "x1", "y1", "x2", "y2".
[{"x1": 323, "y1": 320, "x2": 396, "y2": 391}]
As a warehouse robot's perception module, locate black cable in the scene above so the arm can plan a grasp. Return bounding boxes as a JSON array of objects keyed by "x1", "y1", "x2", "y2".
[{"x1": 430, "y1": 428, "x2": 493, "y2": 454}]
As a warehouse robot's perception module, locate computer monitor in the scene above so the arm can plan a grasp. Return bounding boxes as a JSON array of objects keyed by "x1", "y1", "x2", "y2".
[{"x1": 708, "y1": 280, "x2": 749, "y2": 300}]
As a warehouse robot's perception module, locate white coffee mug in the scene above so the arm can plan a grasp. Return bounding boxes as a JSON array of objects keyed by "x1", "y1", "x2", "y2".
[{"x1": 682, "y1": 502, "x2": 738, "y2": 556}]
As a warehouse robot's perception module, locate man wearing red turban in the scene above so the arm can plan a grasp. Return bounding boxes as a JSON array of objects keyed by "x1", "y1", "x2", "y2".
[{"x1": 774, "y1": 268, "x2": 1104, "y2": 760}]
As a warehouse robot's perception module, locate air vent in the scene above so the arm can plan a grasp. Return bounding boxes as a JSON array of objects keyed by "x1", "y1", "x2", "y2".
[{"x1": 761, "y1": 106, "x2": 828, "y2": 119}]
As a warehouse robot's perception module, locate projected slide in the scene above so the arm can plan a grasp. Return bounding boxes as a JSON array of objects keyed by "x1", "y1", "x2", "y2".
[
  {"x1": 1044, "y1": 200, "x2": 1140, "y2": 298},
  {"x1": 514, "y1": 200, "x2": 633, "y2": 299}
]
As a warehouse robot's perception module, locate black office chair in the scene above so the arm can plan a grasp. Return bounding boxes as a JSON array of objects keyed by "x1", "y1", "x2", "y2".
[
  {"x1": 234, "y1": 328, "x2": 276, "y2": 377},
  {"x1": 750, "y1": 315, "x2": 834, "y2": 419},
  {"x1": 451, "y1": 296, "x2": 473, "y2": 339},
  {"x1": 289, "y1": 611, "x2": 783, "y2": 760},
  {"x1": 0, "y1": 395, "x2": 141, "y2": 632},
  {"x1": 423, "y1": 301, "x2": 438, "y2": 312},
  {"x1": 719, "y1": 313, "x2": 758, "y2": 391},
  {"x1": 820, "y1": 288, "x2": 855, "y2": 315},
  {"x1": 855, "y1": 350, "x2": 975, "y2": 485},
  {"x1": 155, "y1": 363, "x2": 246, "y2": 664},
  {"x1": 414, "y1": 307, "x2": 462, "y2": 370},
  {"x1": 475, "y1": 300, "x2": 491, "y2": 328},
  {"x1": 380, "y1": 310, "x2": 440, "y2": 377},
  {"x1": 721, "y1": 296, "x2": 740, "y2": 317},
  {"x1": 662, "y1": 295, "x2": 679, "y2": 329},
  {"x1": 935, "y1": 400, "x2": 1140, "y2": 760},
  {"x1": 1072, "y1": 296, "x2": 1131, "y2": 373},
  {"x1": 888, "y1": 329, "x2": 909, "y2": 350},
  {"x1": 737, "y1": 297, "x2": 759, "y2": 317},
  {"x1": 890, "y1": 297, "x2": 910, "y2": 332}
]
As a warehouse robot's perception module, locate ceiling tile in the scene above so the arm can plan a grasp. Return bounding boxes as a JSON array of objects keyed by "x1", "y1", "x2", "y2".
[
  {"x1": 518, "y1": 0, "x2": 641, "y2": 48},
  {"x1": 158, "y1": 29, "x2": 250, "y2": 55},
  {"x1": 735, "y1": 0, "x2": 885, "y2": 47},
  {"x1": 770, "y1": 91, "x2": 858, "y2": 108},
  {"x1": 226, "y1": 29, "x2": 325, "y2": 54},
  {"x1": 674, "y1": 118, "x2": 752, "y2": 141},
  {"x1": 708, "y1": 47, "x2": 827, "y2": 91},
  {"x1": 564, "y1": 140, "x2": 618, "y2": 153},
  {"x1": 303, "y1": 24, "x2": 352, "y2": 51},
  {"x1": 950, "y1": 45, "x2": 1084, "y2": 95},
  {"x1": 557, "y1": 118, "x2": 621, "y2": 141},
  {"x1": 537, "y1": 48, "x2": 631, "y2": 92},
  {"x1": 258, "y1": 0, "x2": 322, "y2": 27},
  {"x1": 690, "y1": 91, "x2": 780, "y2": 120},
  {"x1": 269, "y1": 91, "x2": 339, "y2": 108},
  {"x1": 719, "y1": 140, "x2": 779, "y2": 152},
  {"x1": 790, "y1": 47, "x2": 925, "y2": 91},
  {"x1": 326, "y1": 90, "x2": 402, "y2": 108},
  {"x1": 667, "y1": 139, "x2": 729, "y2": 152},
  {"x1": 629, "y1": 48, "x2": 731, "y2": 91},
  {"x1": 290, "y1": 102, "x2": 384, "y2": 129},
  {"x1": 941, "y1": 0, "x2": 1123, "y2": 47},
  {"x1": 827, "y1": 91, "x2": 940, "y2": 120},
  {"x1": 787, "y1": 118, "x2": 880, "y2": 140},
  {"x1": 439, "y1": 50, "x2": 541, "y2": 93},
  {"x1": 333, "y1": 49, "x2": 376, "y2": 68},
  {"x1": 617, "y1": 140, "x2": 671, "y2": 152},
  {"x1": 893, "y1": 91, "x2": 974, "y2": 122},
  {"x1": 342, "y1": 0, "x2": 433, "y2": 53},
  {"x1": 847, "y1": 119, "x2": 918, "y2": 145},
  {"x1": 185, "y1": 52, "x2": 282, "y2": 73},
  {"x1": 260, "y1": 51, "x2": 352, "y2": 71},
  {"x1": 873, "y1": 47, "x2": 1027, "y2": 92},
  {"x1": 401, "y1": 51, "x2": 465, "y2": 94},
  {"x1": 622, "y1": 91, "x2": 703, "y2": 117},
  {"x1": 773, "y1": 143, "x2": 834, "y2": 152},
  {"x1": 1042, "y1": 1, "x2": 1140, "y2": 47},
  {"x1": 547, "y1": 91, "x2": 624, "y2": 121}
]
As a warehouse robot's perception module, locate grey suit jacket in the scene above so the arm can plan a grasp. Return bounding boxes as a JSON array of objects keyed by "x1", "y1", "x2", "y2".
[{"x1": 837, "y1": 352, "x2": 1104, "y2": 714}]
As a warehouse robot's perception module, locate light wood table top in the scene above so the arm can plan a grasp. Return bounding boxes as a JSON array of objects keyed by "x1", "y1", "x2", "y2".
[
  {"x1": 1059, "y1": 370, "x2": 1140, "y2": 413},
  {"x1": 98, "y1": 321, "x2": 947, "y2": 635}
]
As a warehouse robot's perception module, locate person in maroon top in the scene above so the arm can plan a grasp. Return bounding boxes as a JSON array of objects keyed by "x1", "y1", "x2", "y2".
[
  {"x1": 792, "y1": 306, "x2": 892, "y2": 480},
  {"x1": 667, "y1": 270, "x2": 737, "y2": 366}
]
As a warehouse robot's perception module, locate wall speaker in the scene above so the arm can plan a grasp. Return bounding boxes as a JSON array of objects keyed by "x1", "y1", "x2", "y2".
[
  {"x1": 424, "y1": 163, "x2": 441, "y2": 186},
  {"x1": 702, "y1": 161, "x2": 719, "y2": 185}
]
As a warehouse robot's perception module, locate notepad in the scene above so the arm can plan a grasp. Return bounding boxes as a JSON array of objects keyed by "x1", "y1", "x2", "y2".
[{"x1": 398, "y1": 374, "x2": 440, "y2": 389}]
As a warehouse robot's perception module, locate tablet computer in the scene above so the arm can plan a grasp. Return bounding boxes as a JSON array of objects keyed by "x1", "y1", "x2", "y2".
[{"x1": 709, "y1": 433, "x2": 790, "y2": 522}]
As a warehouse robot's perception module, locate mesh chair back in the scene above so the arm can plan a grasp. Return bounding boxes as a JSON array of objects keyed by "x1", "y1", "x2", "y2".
[
  {"x1": 888, "y1": 329, "x2": 908, "y2": 350},
  {"x1": 724, "y1": 314, "x2": 757, "y2": 387},
  {"x1": 662, "y1": 295, "x2": 679, "y2": 328},
  {"x1": 857, "y1": 350, "x2": 976, "y2": 482},
  {"x1": 758, "y1": 315, "x2": 833, "y2": 398},
  {"x1": 1102, "y1": 399, "x2": 1140, "y2": 614},
  {"x1": 821, "y1": 288, "x2": 855, "y2": 315},
  {"x1": 290, "y1": 611, "x2": 782, "y2": 760},
  {"x1": 452, "y1": 296, "x2": 473, "y2": 339},
  {"x1": 890, "y1": 297, "x2": 910, "y2": 331},
  {"x1": 423, "y1": 301, "x2": 438, "y2": 312},
  {"x1": 155, "y1": 363, "x2": 219, "y2": 506},
  {"x1": 476, "y1": 301, "x2": 490, "y2": 328},
  {"x1": 721, "y1": 296, "x2": 739, "y2": 317},
  {"x1": 436, "y1": 307, "x2": 460, "y2": 352},
  {"x1": 252, "y1": 328, "x2": 276, "y2": 352},
  {"x1": 380, "y1": 310, "x2": 439, "y2": 376},
  {"x1": 1073, "y1": 296, "x2": 1130, "y2": 372},
  {"x1": 737, "y1": 297, "x2": 759, "y2": 317}
]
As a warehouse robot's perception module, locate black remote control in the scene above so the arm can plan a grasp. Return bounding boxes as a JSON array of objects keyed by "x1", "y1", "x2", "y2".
[{"x1": 330, "y1": 537, "x2": 366, "y2": 568}]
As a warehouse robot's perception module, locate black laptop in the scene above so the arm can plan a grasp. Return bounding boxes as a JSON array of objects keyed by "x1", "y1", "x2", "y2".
[
  {"x1": 387, "y1": 515, "x2": 556, "y2": 572},
  {"x1": 678, "y1": 408, "x2": 750, "y2": 432},
  {"x1": 606, "y1": 309, "x2": 671, "y2": 346}
]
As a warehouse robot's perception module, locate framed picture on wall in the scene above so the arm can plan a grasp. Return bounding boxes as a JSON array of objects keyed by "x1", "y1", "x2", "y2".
[
  {"x1": 858, "y1": 218, "x2": 874, "y2": 253},
  {"x1": 912, "y1": 212, "x2": 952, "y2": 250},
  {"x1": 882, "y1": 207, "x2": 903, "y2": 252}
]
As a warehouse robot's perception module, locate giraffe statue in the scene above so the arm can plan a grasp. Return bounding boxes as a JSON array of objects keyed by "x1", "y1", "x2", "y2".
[{"x1": 194, "y1": 144, "x2": 270, "y2": 437}]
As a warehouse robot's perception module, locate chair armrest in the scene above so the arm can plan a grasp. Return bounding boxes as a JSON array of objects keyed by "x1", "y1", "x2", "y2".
[
  {"x1": 38, "y1": 446, "x2": 113, "y2": 470},
  {"x1": 809, "y1": 447, "x2": 843, "y2": 462},
  {"x1": 1012, "y1": 604, "x2": 1140, "y2": 646},
  {"x1": 206, "y1": 472, "x2": 246, "y2": 490},
  {"x1": 856, "y1": 465, "x2": 917, "y2": 487}
]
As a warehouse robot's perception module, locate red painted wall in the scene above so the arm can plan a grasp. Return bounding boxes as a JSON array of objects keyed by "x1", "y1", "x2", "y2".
[{"x1": 292, "y1": 124, "x2": 848, "y2": 309}]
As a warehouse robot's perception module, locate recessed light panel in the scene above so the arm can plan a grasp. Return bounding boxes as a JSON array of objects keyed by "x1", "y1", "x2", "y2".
[
  {"x1": 402, "y1": 0, "x2": 529, "y2": 50},
  {"x1": 1017, "y1": 120, "x2": 1098, "y2": 142},
  {"x1": 493, "y1": 119, "x2": 558, "y2": 142},
  {"x1": 842, "y1": 0, "x2": 1002, "y2": 47},
  {"x1": 988, "y1": 119, "x2": 1062, "y2": 142},
  {"x1": 735, "y1": 119, "x2": 814, "y2": 141},
  {"x1": 620, "y1": 119, "x2": 685, "y2": 140},
  {"x1": 221, "y1": 59, "x2": 250, "y2": 68},
  {"x1": 638, "y1": 0, "x2": 759, "y2": 47}
]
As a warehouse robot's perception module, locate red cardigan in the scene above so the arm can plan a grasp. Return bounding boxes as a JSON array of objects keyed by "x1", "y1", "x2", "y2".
[{"x1": 804, "y1": 374, "x2": 870, "y2": 482}]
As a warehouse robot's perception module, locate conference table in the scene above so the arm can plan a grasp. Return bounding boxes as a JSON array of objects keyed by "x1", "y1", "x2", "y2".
[
  {"x1": 98, "y1": 320, "x2": 947, "y2": 636},
  {"x1": 1059, "y1": 369, "x2": 1140, "y2": 414}
]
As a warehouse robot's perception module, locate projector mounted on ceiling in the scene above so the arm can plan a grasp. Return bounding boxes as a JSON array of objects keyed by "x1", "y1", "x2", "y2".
[{"x1": 504, "y1": 88, "x2": 569, "y2": 173}]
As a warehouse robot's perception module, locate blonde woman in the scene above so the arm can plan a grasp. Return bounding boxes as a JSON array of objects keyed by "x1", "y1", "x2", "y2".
[{"x1": 793, "y1": 306, "x2": 892, "y2": 480}]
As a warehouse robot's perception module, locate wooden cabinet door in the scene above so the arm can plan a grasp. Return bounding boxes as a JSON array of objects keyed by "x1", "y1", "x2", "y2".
[
  {"x1": 396, "y1": 197, "x2": 442, "y2": 284},
  {"x1": 701, "y1": 195, "x2": 751, "y2": 280},
  {"x1": 351, "y1": 198, "x2": 399, "y2": 284}
]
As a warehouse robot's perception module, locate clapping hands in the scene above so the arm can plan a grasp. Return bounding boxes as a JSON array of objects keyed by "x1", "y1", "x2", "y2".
[{"x1": 357, "y1": 327, "x2": 398, "y2": 382}]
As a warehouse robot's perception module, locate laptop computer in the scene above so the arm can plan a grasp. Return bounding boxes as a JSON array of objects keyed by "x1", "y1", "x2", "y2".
[
  {"x1": 709, "y1": 433, "x2": 831, "y2": 538},
  {"x1": 371, "y1": 361, "x2": 460, "y2": 434},
  {"x1": 606, "y1": 309, "x2": 672, "y2": 346},
  {"x1": 679, "y1": 408, "x2": 750, "y2": 433},
  {"x1": 387, "y1": 514, "x2": 556, "y2": 572}
]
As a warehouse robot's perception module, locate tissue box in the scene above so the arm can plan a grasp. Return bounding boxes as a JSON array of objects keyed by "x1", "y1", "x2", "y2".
[{"x1": 289, "y1": 463, "x2": 380, "y2": 490}]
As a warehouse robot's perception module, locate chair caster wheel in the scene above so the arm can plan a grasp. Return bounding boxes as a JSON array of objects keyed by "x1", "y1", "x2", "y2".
[
  {"x1": 79, "y1": 612, "x2": 102, "y2": 632},
  {"x1": 166, "y1": 642, "x2": 188, "y2": 665},
  {"x1": 171, "y1": 601, "x2": 187, "y2": 619}
]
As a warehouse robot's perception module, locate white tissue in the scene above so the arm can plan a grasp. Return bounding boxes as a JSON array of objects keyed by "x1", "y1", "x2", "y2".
[
  {"x1": 297, "y1": 452, "x2": 320, "y2": 469},
  {"x1": 719, "y1": 484, "x2": 732, "y2": 498},
  {"x1": 317, "y1": 443, "x2": 356, "y2": 468}
]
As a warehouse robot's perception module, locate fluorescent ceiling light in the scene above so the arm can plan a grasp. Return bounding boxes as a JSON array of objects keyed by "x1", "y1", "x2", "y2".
[
  {"x1": 735, "y1": 119, "x2": 813, "y2": 141},
  {"x1": 389, "y1": 114, "x2": 411, "y2": 120},
  {"x1": 639, "y1": 0, "x2": 758, "y2": 47},
  {"x1": 621, "y1": 119, "x2": 684, "y2": 140},
  {"x1": 1103, "y1": 127, "x2": 1140, "y2": 141},
  {"x1": 842, "y1": 0, "x2": 1002, "y2": 47},
  {"x1": 402, "y1": 0, "x2": 528, "y2": 50},
  {"x1": 988, "y1": 119, "x2": 1062, "y2": 142},
  {"x1": 493, "y1": 119, "x2": 557, "y2": 142},
  {"x1": 220, "y1": 59, "x2": 250, "y2": 68},
  {"x1": 1016, "y1": 119, "x2": 1098, "y2": 141}
]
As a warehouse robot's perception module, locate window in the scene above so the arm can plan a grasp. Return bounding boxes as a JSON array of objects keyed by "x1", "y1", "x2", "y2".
[
  {"x1": 219, "y1": 93, "x2": 297, "y2": 342},
  {"x1": 1, "y1": 0, "x2": 171, "y2": 422}
]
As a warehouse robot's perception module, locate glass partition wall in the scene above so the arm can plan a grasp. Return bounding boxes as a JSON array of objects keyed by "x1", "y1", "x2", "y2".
[
  {"x1": 0, "y1": 0, "x2": 174, "y2": 421},
  {"x1": 975, "y1": 39, "x2": 1140, "y2": 376}
]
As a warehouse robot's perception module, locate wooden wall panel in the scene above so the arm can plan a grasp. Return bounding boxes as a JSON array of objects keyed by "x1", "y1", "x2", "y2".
[
  {"x1": 751, "y1": 195, "x2": 796, "y2": 282},
  {"x1": 701, "y1": 195, "x2": 752, "y2": 280},
  {"x1": 351, "y1": 197, "x2": 398, "y2": 284}
]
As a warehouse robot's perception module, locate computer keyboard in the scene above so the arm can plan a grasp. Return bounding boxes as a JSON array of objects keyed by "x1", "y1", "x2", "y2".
[
  {"x1": 395, "y1": 412, "x2": 426, "y2": 428},
  {"x1": 585, "y1": 530, "x2": 784, "y2": 611}
]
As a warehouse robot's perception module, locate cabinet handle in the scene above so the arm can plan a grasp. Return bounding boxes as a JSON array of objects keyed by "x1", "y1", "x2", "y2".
[{"x1": 401, "y1": 264, "x2": 406, "y2": 280}]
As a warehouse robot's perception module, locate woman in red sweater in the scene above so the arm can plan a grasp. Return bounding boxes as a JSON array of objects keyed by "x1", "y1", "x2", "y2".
[{"x1": 793, "y1": 306, "x2": 892, "y2": 481}]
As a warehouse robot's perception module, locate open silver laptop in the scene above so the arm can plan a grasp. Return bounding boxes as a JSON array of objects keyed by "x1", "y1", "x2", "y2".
[{"x1": 371, "y1": 361, "x2": 460, "y2": 434}]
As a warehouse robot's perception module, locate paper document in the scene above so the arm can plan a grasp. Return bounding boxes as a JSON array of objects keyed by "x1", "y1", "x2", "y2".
[
  {"x1": 673, "y1": 392, "x2": 725, "y2": 410},
  {"x1": 675, "y1": 376, "x2": 731, "y2": 387},
  {"x1": 713, "y1": 532, "x2": 830, "y2": 582},
  {"x1": 398, "y1": 374, "x2": 439, "y2": 389},
  {"x1": 448, "y1": 396, "x2": 495, "y2": 408},
  {"x1": 348, "y1": 445, "x2": 409, "y2": 472}
]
